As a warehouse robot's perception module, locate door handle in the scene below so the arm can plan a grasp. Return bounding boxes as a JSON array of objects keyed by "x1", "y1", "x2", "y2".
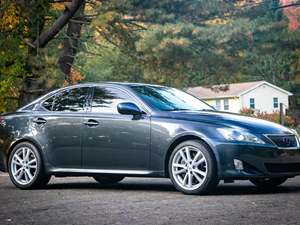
[
  {"x1": 84, "y1": 119, "x2": 100, "y2": 127},
  {"x1": 33, "y1": 118, "x2": 47, "y2": 124}
]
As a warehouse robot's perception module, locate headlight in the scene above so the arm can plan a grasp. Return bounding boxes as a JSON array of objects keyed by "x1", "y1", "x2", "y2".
[
  {"x1": 291, "y1": 129, "x2": 300, "y2": 140},
  {"x1": 217, "y1": 128, "x2": 265, "y2": 144}
]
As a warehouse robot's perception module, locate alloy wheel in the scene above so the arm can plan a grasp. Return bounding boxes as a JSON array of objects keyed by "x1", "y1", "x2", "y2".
[
  {"x1": 11, "y1": 147, "x2": 38, "y2": 185},
  {"x1": 171, "y1": 145, "x2": 208, "y2": 191}
]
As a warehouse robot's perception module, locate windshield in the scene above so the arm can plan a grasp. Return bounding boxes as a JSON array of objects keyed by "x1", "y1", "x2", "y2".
[{"x1": 131, "y1": 85, "x2": 214, "y2": 111}]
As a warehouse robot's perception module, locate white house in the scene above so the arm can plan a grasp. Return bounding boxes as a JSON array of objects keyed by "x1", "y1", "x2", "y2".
[{"x1": 187, "y1": 81, "x2": 293, "y2": 114}]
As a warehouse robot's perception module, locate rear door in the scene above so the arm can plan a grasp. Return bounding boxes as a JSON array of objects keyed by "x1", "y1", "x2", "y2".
[
  {"x1": 34, "y1": 87, "x2": 90, "y2": 168},
  {"x1": 82, "y1": 86, "x2": 151, "y2": 171}
]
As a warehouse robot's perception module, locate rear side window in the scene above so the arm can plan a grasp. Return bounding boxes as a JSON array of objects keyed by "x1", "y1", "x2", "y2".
[
  {"x1": 91, "y1": 87, "x2": 134, "y2": 114},
  {"x1": 42, "y1": 87, "x2": 90, "y2": 112},
  {"x1": 42, "y1": 96, "x2": 55, "y2": 111}
]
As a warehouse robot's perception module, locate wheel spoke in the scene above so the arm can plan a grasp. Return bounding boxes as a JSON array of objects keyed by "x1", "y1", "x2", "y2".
[
  {"x1": 188, "y1": 173, "x2": 193, "y2": 188},
  {"x1": 185, "y1": 147, "x2": 192, "y2": 161},
  {"x1": 24, "y1": 171, "x2": 29, "y2": 182},
  {"x1": 28, "y1": 159, "x2": 36, "y2": 165},
  {"x1": 173, "y1": 163, "x2": 186, "y2": 169},
  {"x1": 14, "y1": 155, "x2": 23, "y2": 164},
  {"x1": 22, "y1": 148, "x2": 26, "y2": 159},
  {"x1": 28, "y1": 165, "x2": 37, "y2": 169},
  {"x1": 183, "y1": 173, "x2": 189, "y2": 185},
  {"x1": 192, "y1": 171, "x2": 203, "y2": 183},
  {"x1": 25, "y1": 169, "x2": 33, "y2": 180},
  {"x1": 191, "y1": 152, "x2": 200, "y2": 165},
  {"x1": 194, "y1": 157, "x2": 205, "y2": 166},
  {"x1": 24, "y1": 148, "x2": 30, "y2": 161},
  {"x1": 179, "y1": 150, "x2": 187, "y2": 163},
  {"x1": 17, "y1": 169, "x2": 24, "y2": 180},
  {"x1": 12, "y1": 158, "x2": 22, "y2": 166},
  {"x1": 175, "y1": 169, "x2": 186, "y2": 175},
  {"x1": 193, "y1": 169, "x2": 206, "y2": 177},
  {"x1": 13, "y1": 168, "x2": 22, "y2": 176}
]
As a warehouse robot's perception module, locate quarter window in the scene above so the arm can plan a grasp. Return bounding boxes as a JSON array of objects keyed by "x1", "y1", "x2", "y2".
[
  {"x1": 42, "y1": 96, "x2": 55, "y2": 111},
  {"x1": 91, "y1": 87, "x2": 134, "y2": 114},
  {"x1": 51, "y1": 87, "x2": 90, "y2": 112},
  {"x1": 249, "y1": 98, "x2": 255, "y2": 109},
  {"x1": 223, "y1": 99, "x2": 229, "y2": 110},
  {"x1": 273, "y1": 97, "x2": 279, "y2": 109}
]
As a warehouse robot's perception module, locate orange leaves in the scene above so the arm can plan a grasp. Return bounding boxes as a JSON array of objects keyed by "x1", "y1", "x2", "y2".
[
  {"x1": 0, "y1": 2, "x2": 20, "y2": 32},
  {"x1": 63, "y1": 68, "x2": 85, "y2": 86},
  {"x1": 281, "y1": 0, "x2": 300, "y2": 31},
  {"x1": 240, "y1": 107, "x2": 297, "y2": 127}
]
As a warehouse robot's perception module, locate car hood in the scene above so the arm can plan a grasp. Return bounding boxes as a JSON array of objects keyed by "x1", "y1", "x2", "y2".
[{"x1": 166, "y1": 110, "x2": 292, "y2": 135}]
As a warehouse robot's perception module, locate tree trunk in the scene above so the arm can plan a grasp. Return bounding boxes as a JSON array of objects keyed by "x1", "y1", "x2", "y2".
[
  {"x1": 33, "y1": 0, "x2": 84, "y2": 48},
  {"x1": 58, "y1": 2, "x2": 85, "y2": 83}
]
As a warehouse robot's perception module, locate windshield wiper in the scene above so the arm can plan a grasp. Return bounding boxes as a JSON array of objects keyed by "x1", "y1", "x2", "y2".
[
  {"x1": 165, "y1": 108, "x2": 189, "y2": 111},
  {"x1": 198, "y1": 109, "x2": 216, "y2": 112}
]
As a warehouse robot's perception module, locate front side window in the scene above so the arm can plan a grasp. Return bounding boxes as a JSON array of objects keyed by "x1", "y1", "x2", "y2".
[
  {"x1": 249, "y1": 98, "x2": 255, "y2": 109},
  {"x1": 91, "y1": 87, "x2": 134, "y2": 114},
  {"x1": 131, "y1": 85, "x2": 213, "y2": 111},
  {"x1": 223, "y1": 99, "x2": 229, "y2": 110},
  {"x1": 273, "y1": 97, "x2": 279, "y2": 109},
  {"x1": 47, "y1": 87, "x2": 90, "y2": 112}
]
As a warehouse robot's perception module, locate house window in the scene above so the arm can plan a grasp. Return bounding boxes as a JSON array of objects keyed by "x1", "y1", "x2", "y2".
[
  {"x1": 224, "y1": 99, "x2": 229, "y2": 110},
  {"x1": 273, "y1": 97, "x2": 279, "y2": 109},
  {"x1": 215, "y1": 99, "x2": 221, "y2": 110},
  {"x1": 249, "y1": 98, "x2": 255, "y2": 109}
]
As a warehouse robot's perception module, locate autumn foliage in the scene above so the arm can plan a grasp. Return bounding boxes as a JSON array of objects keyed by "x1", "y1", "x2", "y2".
[
  {"x1": 281, "y1": 0, "x2": 300, "y2": 31},
  {"x1": 240, "y1": 107, "x2": 297, "y2": 128}
]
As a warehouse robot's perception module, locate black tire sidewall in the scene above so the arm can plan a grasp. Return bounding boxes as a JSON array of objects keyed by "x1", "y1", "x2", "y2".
[
  {"x1": 8, "y1": 142, "x2": 43, "y2": 189},
  {"x1": 168, "y1": 140, "x2": 219, "y2": 195}
]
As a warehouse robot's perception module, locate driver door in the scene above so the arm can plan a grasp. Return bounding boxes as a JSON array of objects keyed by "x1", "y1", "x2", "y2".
[{"x1": 82, "y1": 86, "x2": 151, "y2": 171}]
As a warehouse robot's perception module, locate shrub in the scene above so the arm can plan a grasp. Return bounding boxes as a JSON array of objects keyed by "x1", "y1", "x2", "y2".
[{"x1": 239, "y1": 108, "x2": 297, "y2": 128}]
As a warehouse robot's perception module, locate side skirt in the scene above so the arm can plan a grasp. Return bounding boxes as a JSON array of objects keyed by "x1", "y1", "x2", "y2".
[{"x1": 49, "y1": 168, "x2": 166, "y2": 177}]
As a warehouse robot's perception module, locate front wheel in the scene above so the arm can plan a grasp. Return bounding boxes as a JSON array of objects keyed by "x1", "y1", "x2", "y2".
[
  {"x1": 250, "y1": 177, "x2": 287, "y2": 188},
  {"x1": 8, "y1": 142, "x2": 51, "y2": 189},
  {"x1": 169, "y1": 140, "x2": 219, "y2": 195},
  {"x1": 93, "y1": 175, "x2": 125, "y2": 185}
]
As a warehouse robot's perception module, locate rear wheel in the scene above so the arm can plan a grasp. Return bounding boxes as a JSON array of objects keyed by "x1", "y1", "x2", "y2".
[
  {"x1": 250, "y1": 177, "x2": 287, "y2": 188},
  {"x1": 8, "y1": 142, "x2": 51, "y2": 189},
  {"x1": 93, "y1": 175, "x2": 125, "y2": 185},
  {"x1": 169, "y1": 140, "x2": 219, "y2": 195}
]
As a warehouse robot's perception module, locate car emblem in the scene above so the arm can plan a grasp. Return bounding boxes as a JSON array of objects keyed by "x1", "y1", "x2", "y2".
[{"x1": 283, "y1": 137, "x2": 291, "y2": 146}]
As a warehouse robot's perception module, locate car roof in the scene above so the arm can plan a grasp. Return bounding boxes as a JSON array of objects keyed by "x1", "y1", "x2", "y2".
[{"x1": 72, "y1": 82, "x2": 166, "y2": 88}]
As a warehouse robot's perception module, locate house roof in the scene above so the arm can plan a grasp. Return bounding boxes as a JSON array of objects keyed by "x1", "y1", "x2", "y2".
[{"x1": 187, "y1": 81, "x2": 293, "y2": 99}]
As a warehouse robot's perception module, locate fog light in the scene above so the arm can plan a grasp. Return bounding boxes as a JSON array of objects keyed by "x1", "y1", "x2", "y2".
[{"x1": 234, "y1": 159, "x2": 244, "y2": 171}]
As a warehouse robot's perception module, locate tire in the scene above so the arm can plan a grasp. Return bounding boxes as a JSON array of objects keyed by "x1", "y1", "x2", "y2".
[
  {"x1": 168, "y1": 140, "x2": 219, "y2": 195},
  {"x1": 8, "y1": 142, "x2": 51, "y2": 189},
  {"x1": 250, "y1": 177, "x2": 287, "y2": 188},
  {"x1": 93, "y1": 175, "x2": 125, "y2": 185}
]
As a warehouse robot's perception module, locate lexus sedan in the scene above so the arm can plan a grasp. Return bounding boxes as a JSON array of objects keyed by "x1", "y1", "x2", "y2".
[{"x1": 0, "y1": 83, "x2": 300, "y2": 194}]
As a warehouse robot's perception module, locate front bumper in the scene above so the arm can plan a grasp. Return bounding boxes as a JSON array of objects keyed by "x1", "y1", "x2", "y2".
[{"x1": 215, "y1": 142, "x2": 300, "y2": 179}]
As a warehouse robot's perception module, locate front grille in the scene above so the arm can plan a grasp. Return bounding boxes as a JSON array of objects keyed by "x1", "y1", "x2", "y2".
[
  {"x1": 266, "y1": 134, "x2": 299, "y2": 148},
  {"x1": 265, "y1": 163, "x2": 300, "y2": 173}
]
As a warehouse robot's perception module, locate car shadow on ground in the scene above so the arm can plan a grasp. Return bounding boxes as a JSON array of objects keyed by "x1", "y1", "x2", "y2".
[{"x1": 43, "y1": 178, "x2": 300, "y2": 196}]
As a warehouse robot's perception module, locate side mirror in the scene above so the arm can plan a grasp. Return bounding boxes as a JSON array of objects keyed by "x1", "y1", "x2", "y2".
[{"x1": 117, "y1": 102, "x2": 143, "y2": 115}]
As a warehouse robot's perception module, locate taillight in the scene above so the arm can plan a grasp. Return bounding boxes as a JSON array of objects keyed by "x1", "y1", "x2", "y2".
[{"x1": 0, "y1": 116, "x2": 6, "y2": 127}]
